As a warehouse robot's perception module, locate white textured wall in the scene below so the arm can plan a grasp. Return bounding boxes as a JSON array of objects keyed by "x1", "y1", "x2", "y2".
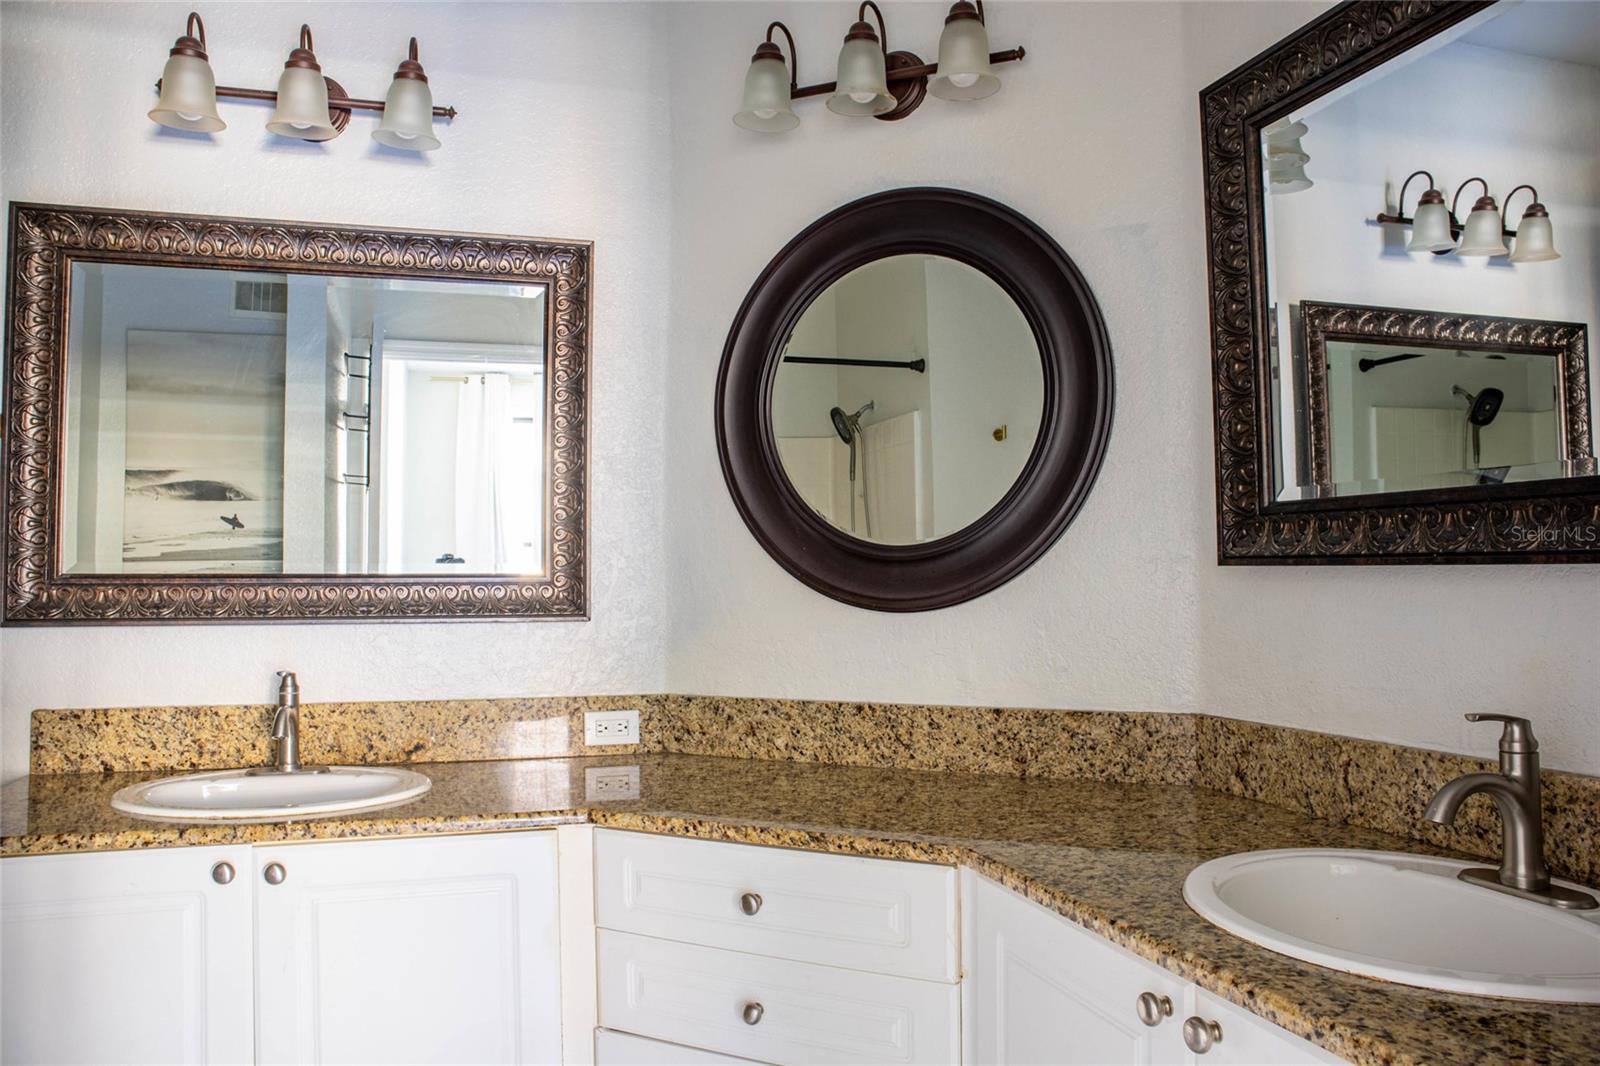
[
  {"x1": 3, "y1": 2, "x2": 1596, "y2": 782},
  {"x1": 661, "y1": 1, "x2": 1600, "y2": 773},
  {"x1": 0, "y1": 1, "x2": 676, "y2": 780}
]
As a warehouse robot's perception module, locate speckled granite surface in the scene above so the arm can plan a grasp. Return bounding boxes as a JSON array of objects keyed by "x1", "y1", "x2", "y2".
[
  {"x1": 2, "y1": 753, "x2": 1595, "y2": 1066},
  {"x1": 25, "y1": 695, "x2": 1600, "y2": 885}
]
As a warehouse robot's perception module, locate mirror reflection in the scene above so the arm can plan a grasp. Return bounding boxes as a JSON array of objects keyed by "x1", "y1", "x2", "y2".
[
  {"x1": 61, "y1": 263, "x2": 546, "y2": 576},
  {"x1": 1261, "y1": 0, "x2": 1598, "y2": 500},
  {"x1": 769, "y1": 254, "x2": 1042, "y2": 544}
]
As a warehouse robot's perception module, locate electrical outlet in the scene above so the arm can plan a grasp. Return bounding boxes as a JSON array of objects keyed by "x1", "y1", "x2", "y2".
[
  {"x1": 585, "y1": 765, "x2": 640, "y2": 802},
  {"x1": 584, "y1": 708, "x2": 640, "y2": 746}
]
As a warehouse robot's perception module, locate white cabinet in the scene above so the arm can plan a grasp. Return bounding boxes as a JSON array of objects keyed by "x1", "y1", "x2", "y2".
[
  {"x1": 595, "y1": 828, "x2": 958, "y2": 981},
  {"x1": 963, "y1": 870, "x2": 1188, "y2": 1066},
  {"x1": 594, "y1": 1029, "x2": 764, "y2": 1065},
  {"x1": 963, "y1": 870, "x2": 1345, "y2": 1066},
  {"x1": 2, "y1": 833, "x2": 562, "y2": 1066},
  {"x1": 255, "y1": 833, "x2": 563, "y2": 1066},
  {"x1": 1, "y1": 844, "x2": 255, "y2": 1066}
]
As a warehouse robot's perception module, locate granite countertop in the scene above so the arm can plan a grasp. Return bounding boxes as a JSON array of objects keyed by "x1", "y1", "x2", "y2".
[{"x1": 3, "y1": 753, "x2": 1594, "y2": 1066}]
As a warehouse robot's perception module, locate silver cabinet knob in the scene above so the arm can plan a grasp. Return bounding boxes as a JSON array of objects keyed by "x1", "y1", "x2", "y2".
[
  {"x1": 211, "y1": 861, "x2": 235, "y2": 885},
  {"x1": 740, "y1": 892, "x2": 763, "y2": 916},
  {"x1": 1183, "y1": 1016, "x2": 1223, "y2": 1054},
  {"x1": 1135, "y1": 991, "x2": 1172, "y2": 1027},
  {"x1": 262, "y1": 862, "x2": 287, "y2": 885},
  {"x1": 741, "y1": 1002, "x2": 764, "y2": 1026}
]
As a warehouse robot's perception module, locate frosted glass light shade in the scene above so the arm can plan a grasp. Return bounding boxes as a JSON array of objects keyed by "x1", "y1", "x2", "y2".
[
  {"x1": 267, "y1": 66, "x2": 337, "y2": 140},
  {"x1": 150, "y1": 52, "x2": 225, "y2": 132},
  {"x1": 1407, "y1": 199, "x2": 1456, "y2": 252},
  {"x1": 734, "y1": 54, "x2": 798, "y2": 132},
  {"x1": 374, "y1": 76, "x2": 440, "y2": 150},
  {"x1": 930, "y1": 9, "x2": 998, "y2": 101},
  {"x1": 829, "y1": 34, "x2": 893, "y2": 116},
  {"x1": 1456, "y1": 201, "x2": 1508, "y2": 257},
  {"x1": 1509, "y1": 211, "x2": 1559, "y2": 263}
]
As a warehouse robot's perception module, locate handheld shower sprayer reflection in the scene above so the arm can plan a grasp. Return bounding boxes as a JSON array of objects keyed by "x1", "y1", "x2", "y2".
[
  {"x1": 829, "y1": 400, "x2": 875, "y2": 534},
  {"x1": 1452, "y1": 385, "x2": 1504, "y2": 469}
]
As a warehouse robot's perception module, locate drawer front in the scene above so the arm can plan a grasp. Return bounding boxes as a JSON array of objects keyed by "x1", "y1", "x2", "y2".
[
  {"x1": 598, "y1": 930, "x2": 960, "y2": 1066},
  {"x1": 595, "y1": 829, "x2": 958, "y2": 981},
  {"x1": 595, "y1": 1029, "x2": 766, "y2": 1065},
  {"x1": 1187, "y1": 990, "x2": 1347, "y2": 1065}
]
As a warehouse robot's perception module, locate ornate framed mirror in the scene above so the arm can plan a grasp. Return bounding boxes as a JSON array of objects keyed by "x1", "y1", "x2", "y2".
[
  {"x1": 716, "y1": 187, "x2": 1113, "y2": 611},
  {"x1": 3, "y1": 203, "x2": 590, "y2": 623},
  {"x1": 1201, "y1": 1, "x2": 1600, "y2": 563}
]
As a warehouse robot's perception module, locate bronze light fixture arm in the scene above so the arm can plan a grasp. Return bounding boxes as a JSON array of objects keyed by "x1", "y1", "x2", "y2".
[
  {"x1": 791, "y1": 46, "x2": 1025, "y2": 100},
  {"x1": 1373, "y1": 171, "x2": 1525, "y2": 241},
  {"x1": 767, "y1": 20, "x2": 799, "y2": 92},
  {"x1": 1373, "y1": 168, "x2": 1438, "y2": 227}
]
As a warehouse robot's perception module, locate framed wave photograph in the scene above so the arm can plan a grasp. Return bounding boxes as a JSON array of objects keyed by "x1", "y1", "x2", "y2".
[{"x1": 119, "y1": 329, "x2": 287, "y2": 574}]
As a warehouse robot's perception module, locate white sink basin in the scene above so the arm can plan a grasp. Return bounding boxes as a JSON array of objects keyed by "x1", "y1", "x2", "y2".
[
  {"x1": 111, "y1": 766, "x2": 432, "y2": 823},
  {"x1": 1184, "y1": 849, "x2": 1600, "y2": 1003}
]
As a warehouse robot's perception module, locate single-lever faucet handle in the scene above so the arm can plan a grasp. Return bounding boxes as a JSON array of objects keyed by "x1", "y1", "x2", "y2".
[{"x1": 1464, "y1": 713, "x2": 1538, "y2": 754}]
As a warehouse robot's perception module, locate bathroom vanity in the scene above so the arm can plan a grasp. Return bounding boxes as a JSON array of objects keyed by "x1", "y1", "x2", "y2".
[{"x1": 5, "y1": 741, "x2": 1595, "y2": 1066}]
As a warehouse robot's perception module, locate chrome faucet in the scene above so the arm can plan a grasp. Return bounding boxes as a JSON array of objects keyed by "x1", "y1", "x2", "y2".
[
  {"x1": 1425, "y1": 714, "x2": 1595, "y2": 910},
  {"x1": 269, "y1": 671, "x2": 302, "y2": 773}
]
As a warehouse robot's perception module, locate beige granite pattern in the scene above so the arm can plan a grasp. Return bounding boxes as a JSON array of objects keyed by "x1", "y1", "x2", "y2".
[
  {"x1": 2, "y1": 753, "x2": 1595, "y2": 1066},
  {"x1": 26, "y1": 695, "x2": 1600, "y2": 885}
]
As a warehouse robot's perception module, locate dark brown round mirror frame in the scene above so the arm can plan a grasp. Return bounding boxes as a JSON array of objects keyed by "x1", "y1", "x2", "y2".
[{"x1": 716, "y1": 187, "x2": 1113, "y2": 612}]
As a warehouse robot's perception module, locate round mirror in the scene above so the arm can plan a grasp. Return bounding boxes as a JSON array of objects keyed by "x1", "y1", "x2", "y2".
[
  {"x1": 770, "y1": 254, "x2": 1043, "y2": 544},
  {"x1": 718, "y1": 188, "x2": 1113, "y2": 611}
]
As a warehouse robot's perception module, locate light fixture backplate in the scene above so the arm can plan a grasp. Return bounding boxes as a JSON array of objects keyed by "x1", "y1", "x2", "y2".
[{"x1": 877, "y1": 51, "x2": 927, "y2": 122}]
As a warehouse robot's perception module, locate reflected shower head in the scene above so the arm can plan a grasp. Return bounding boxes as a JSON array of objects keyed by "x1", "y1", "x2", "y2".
[
  {"x1": 829, "y1": 406, "x2": 853, "y2": 444},
  {"x1": 1453, "y1": 385, "x2": 1505, "y2": 427}
]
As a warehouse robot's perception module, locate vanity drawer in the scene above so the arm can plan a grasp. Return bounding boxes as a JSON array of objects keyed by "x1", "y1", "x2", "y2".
[
  {"x1": 595, "y1": 1029, "x2": 765, "y2": 1065},
  {"x1": 597, "y1": 929, "x2": 959, "y2": 1065},
  {"x1": 594, "y1": 829, "x2": 958, "y2": 981}
]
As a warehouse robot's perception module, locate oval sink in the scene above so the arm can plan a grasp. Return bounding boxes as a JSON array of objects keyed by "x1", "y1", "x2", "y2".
[
  {"x1": 1184, "y1": 849, "x2": 1600, "y2": 1003},
  {"x1": 111, "y1": 766, "x2": 432, "y2": 823}
]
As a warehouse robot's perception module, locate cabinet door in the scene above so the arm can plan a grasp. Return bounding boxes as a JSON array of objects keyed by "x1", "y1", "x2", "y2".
[
  {"x1": 963, "y1": 870, "x2": 1187, "y2": 1066},
  {"x1": 1, "y1": 845, "x2": 254, "y2": 1065},
  {"x1": 255, "y1": 832, "x2": 562, "y2": 1066},
  {"x1": 1184, "y1": 989, "x2": 1346, "y2": 1065}
]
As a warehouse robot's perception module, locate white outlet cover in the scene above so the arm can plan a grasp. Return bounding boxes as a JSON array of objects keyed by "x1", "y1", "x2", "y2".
[{"x1": 584, "y1": 709, "x2": 640, "y2": 746}]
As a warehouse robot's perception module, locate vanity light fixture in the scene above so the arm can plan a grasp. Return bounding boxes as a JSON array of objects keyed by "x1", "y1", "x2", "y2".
[
  {"x1": 1376, "y1": 172, "x2": 1557, "y2": 261},
  {"x1": 148, "y1": 12, "x2": 225, "y2": 132},
  {"x1": 267, "y1": 25, "x2": 338, "y2": 141},
  {"x1": 149, "y1": 12, "x2": 456, "y2": 150},
  {"x1": 930, "y1": 1, "x2": 999, "y2": 101},
  {"x1": 735, "y1": 22, "x2": 800, "y2": 132},
  {"x1": 732, "y1": 0, "x2": 1025, "y2": 132},
  {"x1": 1263, "y1": 119, "x2": 1312, "y2": 194},
  {"x1": 373, "y1": 38, "x2": 441, "y2": 151}
]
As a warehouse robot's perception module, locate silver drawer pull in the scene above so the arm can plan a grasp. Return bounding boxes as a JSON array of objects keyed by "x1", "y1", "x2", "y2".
[
  {"x1": 742, "y1": 1002, "x2": 764, "y2": 1026},
  {"x1": 739, "y1": 892, "x2": 763, "y2": 916},
  {"x1": 1183, "y1": 1016, "x2": 1223, "y2": 1054},
  {"x1": 210, "y1": 862, "x2": 235, "y2": 885},
  {"x1": 262, "y1": 862, "x2": 287, "y2": 885},
  {"x1": 1135, "y1": 991, "x2": 1172, "y2": 1026}
]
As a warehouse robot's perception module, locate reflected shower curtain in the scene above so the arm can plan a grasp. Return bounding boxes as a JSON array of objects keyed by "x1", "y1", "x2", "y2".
[
  {"x1": 454, "y1": 373, "x2": 512, "y2": 572},
  {"x1": 860, "y1": 410, "x2": 925, "y2": 543}
]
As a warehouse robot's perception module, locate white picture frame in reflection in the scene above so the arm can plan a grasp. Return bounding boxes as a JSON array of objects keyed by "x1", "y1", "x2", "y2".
[{"x1": 122, "y1": 329, "x2": 287, "y2": 574}]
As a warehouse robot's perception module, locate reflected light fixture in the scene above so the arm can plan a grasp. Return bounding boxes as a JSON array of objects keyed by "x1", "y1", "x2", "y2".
[
  {"x1": 830, "y1": 2, "x2": 895, "y2": 116},
  {"x1": 734, "y1": 22, "x2": 799, "y2": 132},
  {"x1": 930, "y1": 0, "x2": 999, "y2": 101},
  {"x1": 1505, "y1": 184, "x2": 1560, "y2": 263},
  {"x1": 732, "y1": 2, "x2": 1024, "y2": 131},
  {"x1": 1453, "y1": 178, "x2": 1508, "y2": 257},
  {"x1": 374, "y1": 38, "x2": 442, "y2": 151},
  {"x1": 267, "y1": 25, "x2": 337, "y2": 141},
  {"x1": 1375, "y1": 171, "x2": 1557, "y2": 263},
  {"x1": 1263, "y1": 118, "x2": 1312, "y2": 194},
  {"x1": 148, "y1": 12, "x2": 225, "y2": 132},
  {"x1": 148, "y1": 11, "x2": 456, "y2": 150}
]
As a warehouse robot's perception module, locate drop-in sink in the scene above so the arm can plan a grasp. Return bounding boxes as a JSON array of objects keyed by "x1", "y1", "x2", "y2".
[
  {"x1": 1184, "y1": 849, "x2": 1600, "y2": 1003},
  {"x1": 111, "y1": 765, "x2": 432, "y2": 823}
]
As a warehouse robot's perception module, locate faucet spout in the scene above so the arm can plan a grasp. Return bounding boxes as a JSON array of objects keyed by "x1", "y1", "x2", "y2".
[{"x1": 1424, "y1": 772, "x2": 1526, "y2": 827}]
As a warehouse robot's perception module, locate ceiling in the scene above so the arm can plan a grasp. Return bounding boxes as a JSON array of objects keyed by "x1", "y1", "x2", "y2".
[{"x1": 1463, "y1": 1, "x2": 1600, "y2": 70}]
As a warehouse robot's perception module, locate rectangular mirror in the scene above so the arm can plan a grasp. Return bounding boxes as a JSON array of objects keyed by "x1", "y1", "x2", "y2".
[
  {"x1": 1202, "y1": 0, "x2": 1600, "y2": 563},
  {"x1": 4, "y1": 204, "x2": 590, "y2": 622}
]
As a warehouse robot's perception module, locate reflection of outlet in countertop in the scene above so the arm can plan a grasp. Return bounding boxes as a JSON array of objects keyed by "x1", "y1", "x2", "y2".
[{"x1": 585, "y1": 765, "x2": 640, "y2": 802}]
